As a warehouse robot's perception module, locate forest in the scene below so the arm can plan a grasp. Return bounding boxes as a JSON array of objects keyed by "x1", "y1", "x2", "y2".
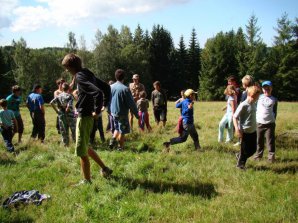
[{"x1": 0, "y1": 13, "x2": 297, "y2": 102}]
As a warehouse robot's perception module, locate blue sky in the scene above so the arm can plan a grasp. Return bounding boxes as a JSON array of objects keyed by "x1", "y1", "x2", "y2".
[{"x1": 0, "y1": 0, "x2": 297, "y2": 49}]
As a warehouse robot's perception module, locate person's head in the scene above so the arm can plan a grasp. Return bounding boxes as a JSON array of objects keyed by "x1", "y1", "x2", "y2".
[
  {"x1": 224, "y1": 85, "x2": 236, "y2": 96},
  {"x1": 242, "y1": 75, "x2": 254, "y2": 89},
  {"x1": 180, "y1": 90, "x2": 185, "y2": 98},
  {"x1": 32, "y1": 84, "x2": 42, "y2": 94},
  {"x1": 227, "y1": 75, "x2": 237, "y2": 86},
  {"x1": 61, "y1": 53, "x2": 82, "y2": 75},
  {"x1": 132, "y1": 74, "x2": 140, "y2": 83},
  {"x1": 56, "y1": 78, "x2": 65, "y2": 89},
  {"x1": 12, "y1": 85, "x2": 21, "y2": 96},
  {"x1": 247, "y1": 86, "x2": 261, "y2": 103},
  {"x1": 62, "y1": 82, "x2": 70, "y2": 92},
  {"x1": 153, "y1": 81, "x2": 161, "y2": 90},
  {"x1": 115, "y1": 69, "x2": 125, "y2": 82},
  {"x1": 0, "y1": 99, "x2": 7, "y2": 109},
  {"x1": 184, "y1": 89, "x2": 197, "y2": 100},
  {"x1": 139, "y1": 91, "x2": 147, "y2": 99},
  {"x1": 261, "y1": 80, "x2": 273, "y2": 97}
]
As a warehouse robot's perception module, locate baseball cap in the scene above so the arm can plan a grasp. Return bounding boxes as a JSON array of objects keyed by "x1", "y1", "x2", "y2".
[
  {"x1": 184, "y1": 89, "x2": 197, "y2": 97},
  {"x1": 132, "y1": 74, "x2": 139, "y2": 79},
  {"x1": 262, "y1": 81, "x2": 272, "y2": 87}
]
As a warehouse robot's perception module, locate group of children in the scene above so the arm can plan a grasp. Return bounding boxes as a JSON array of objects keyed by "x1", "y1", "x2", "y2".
[{"x1": 218, "y1": 75, "x2": 278, "y2": 169}]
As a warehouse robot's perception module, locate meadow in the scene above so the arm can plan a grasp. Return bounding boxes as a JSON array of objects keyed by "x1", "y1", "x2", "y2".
[{"x1": 0, "y1": 101, "x2": 297, "y2": 223}]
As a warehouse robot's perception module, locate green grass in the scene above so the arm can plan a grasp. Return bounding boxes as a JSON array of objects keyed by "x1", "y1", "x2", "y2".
[{"x1": 0, "y1": 102, "x2": 297, "y2": 223}]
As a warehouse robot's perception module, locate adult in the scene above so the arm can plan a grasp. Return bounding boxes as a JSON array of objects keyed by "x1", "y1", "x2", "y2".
[
  {"x1": 26, "y1": 84, "x2": 46, "y2": 143},
  {"x1": 61, "y1": 53, "x2": 112, "y2": 185},
  {"x1": 109, "y1": 69, "x2": 139, "y2": 151},
  {"x1": 6, "y1": 85, "x2": 24, "y2": 143},
  {"x1": 129, "y1": 74, "x2": 145, "y2": 129}
]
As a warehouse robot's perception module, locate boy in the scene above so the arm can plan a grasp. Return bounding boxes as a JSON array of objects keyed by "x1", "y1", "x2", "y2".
[
  {"x1": 0, "y1": 99, "x2": 18, "y2": 152},
  {"x1": 163, "y1": 89, "x2": 201, "y2": 151},
  {"x1": 6, "y1": 85, "x2": 24, "y2": 143},
  {"x1": 254, "y1": 81, "x2": 278, "y2": 163},
  {"x1": 109, "y1": 69, "x2": 139, "y2": 151},
  {"x1": 151, "y1": 81, "x2": 167, "y2": 127},
  {"x1": 50, "y1": 82, "x2": 76, "y2": 146},
  {"x1": 136, "y1": 91, "x2": 152, "y2": 132},
  {"x1": 62, "y1": 53, "x2": 112, "y2": 185},
  {"x1": 26, "y1": 84, "x2": 46, "y2": 143},
  {"x1": 233, "y1": 86, "x2": 261, "y2": 169}
]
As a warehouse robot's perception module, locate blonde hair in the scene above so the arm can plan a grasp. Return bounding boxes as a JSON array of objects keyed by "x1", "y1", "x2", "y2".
[
  {"x1": 247, "y1": 86, "x2": 261, "y2": 97},
  {"x1": 224, "y1": 85, "x2": 236, "y2": 96},
  {"x1": 242, "y1": 75, "x2": 254, "y2": 88}
]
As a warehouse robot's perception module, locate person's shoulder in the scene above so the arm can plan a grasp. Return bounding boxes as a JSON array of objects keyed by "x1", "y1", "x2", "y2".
[{"x1": 6, "y1": 94, "x2": 13, "y2": 100}]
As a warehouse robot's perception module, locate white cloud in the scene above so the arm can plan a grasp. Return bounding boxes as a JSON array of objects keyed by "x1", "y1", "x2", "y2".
[
  {"x1": 0, "y1": 0, "x2": 19, "y2": 28},
  {"x1": 7, "y1": 0, "x2": 190, "y2": 32}
]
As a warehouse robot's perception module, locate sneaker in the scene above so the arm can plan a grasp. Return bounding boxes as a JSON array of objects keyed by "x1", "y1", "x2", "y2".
[
  {"x1": 109, "y1": 138, "x2": 116, "y2": 149},
  {"x1": 235, "y1": 153, "x2": 240, "y2": 161},
  {"x1": 73, "y1": 179, "x2": 92, "y2": 187},
  {"x1": 101, "y1": 166, "x2": 113, "y2": 178},
  {"x1": 117, "y1": 147, "x2": 123, "y2": 151}
]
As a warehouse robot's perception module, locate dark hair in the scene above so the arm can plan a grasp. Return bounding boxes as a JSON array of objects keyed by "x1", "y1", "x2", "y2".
[
  {"x1": 62, "y1": 82, "x2": 70, "y2": 91},
  {"x1": 56, "y1": 78, "x2": 65, "y2": 85},
  {"x1": 115, "y1": 69, "x2": 125, "y2": 81},
  {"x1": 153, "y1": 81, "x2": 161, "y2": 87},
  {"x1": 12, "y1": 85, "x2": 21, "y2": 93},
  {"x1": 61, "y1": 53, "x2": 82, "y2": 71},
  {"x1": 32, "y1": 84, "x2": 42, "y2": 92},
  {"x1": 0, "y1": 99, "x2": 7, "y2": 107},
  {"x1": 227, "y1": 75, "x2": 237, "y2": 82}
]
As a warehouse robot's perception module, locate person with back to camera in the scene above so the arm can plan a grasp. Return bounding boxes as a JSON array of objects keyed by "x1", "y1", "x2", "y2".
[
  {"x1": 163, "y1": 89, "x2": 201, "y2": 152},
  {"x1": 61, "y1": 53, "x2": 112, "y2": 185},
  {"x1": 254, "y1": 80, "x2": 278, "y2": 163},
  {"x1": 233, "y1": 86, "x2": 261, "y2": 170},
  {"x1": 6, "y1": 85, "x2": 24, "y2": 144},
  {"x1": 109, "y1": 69, "x2": 139, "y2": 151}
]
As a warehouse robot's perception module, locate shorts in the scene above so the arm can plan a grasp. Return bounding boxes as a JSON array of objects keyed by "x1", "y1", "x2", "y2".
[
  {"x1": 153, "y1": 107, "x2": 167, "y2": 122},
  {"x1": 13, "y1": 115, "x2": 24, "y2": 134},
  {"x1": 113, "y1": 115, "x2": 130, "y2": 134},
  {"x1": 75, "y1": 116, "x2": 94, "y2": 157}
]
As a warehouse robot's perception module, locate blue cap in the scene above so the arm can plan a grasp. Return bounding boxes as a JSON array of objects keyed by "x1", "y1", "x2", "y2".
[{"x1": 262, "y1": 81, "x2": 272, "y2": 87}]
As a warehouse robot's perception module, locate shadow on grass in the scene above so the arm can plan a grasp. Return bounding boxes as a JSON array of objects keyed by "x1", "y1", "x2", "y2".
[
  {"x1": 276, "y1": 131, "x2": 298, "y2": 149},
  {"x1": 249, "y1": 162, "x2": 297, "y2": 174},
  {"x1": 111, "y1": 176, "x2": 217, "y2": 199}
]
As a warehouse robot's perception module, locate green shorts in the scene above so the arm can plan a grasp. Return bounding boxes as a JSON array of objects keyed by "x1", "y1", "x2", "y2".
[{"x1": 75, "y1": 116, "x2": 94, "y2": 157}]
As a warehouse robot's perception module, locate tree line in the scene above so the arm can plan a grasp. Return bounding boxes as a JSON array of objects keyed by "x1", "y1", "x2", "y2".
[{"x1": 0, "y1": 13, "x2": 297, "y2": 102}]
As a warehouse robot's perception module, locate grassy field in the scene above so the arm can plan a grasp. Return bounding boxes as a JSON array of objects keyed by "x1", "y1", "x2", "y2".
[{"x1": 0, "y1": 101, "x2": 297, "y2": 223}]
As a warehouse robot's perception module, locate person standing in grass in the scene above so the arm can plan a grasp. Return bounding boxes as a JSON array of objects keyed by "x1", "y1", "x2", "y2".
[
  {"x1": 6, "y1": 85, "x2": 24, "y2": 143},
  {"x1": 254, "y1": 81, "x2": 278, "y2": 163},
  {"x1": 233, "y1": 86, "x2": 261, "y2": 170},
  {"x1": 218, "y1": 85, "x2": 237, "y2": 143},
  {"x1": 50, "y1": 82, "x2": 76, "y2": 147},
  {"x1": 26, "y1": 84, "x2": 46, "y2": 143},
  {"x1": 62, "y1": 53, "x2": 112, "y2": 185},
  {"x1": 163, "y1": 89, "x2": 201, "y2": 151},
  {"x1": 136, "y1": 90, "x2": 152, "y2": 132},
  {"x1": 151, "y1": 81, "x2": 167, "y2": 127},
  {"x1": 54, "y1": 78, "x2": 66, "y2": 134},
  {"x1": 108, "y1": 69, "x2": 139, "y2": 151},
  {"x1": 0, "y1": 99, "x2": 18, "y2": 153}
]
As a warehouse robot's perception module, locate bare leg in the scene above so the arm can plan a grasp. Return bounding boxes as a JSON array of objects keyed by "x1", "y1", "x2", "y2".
[
  {"x1": 18, "y1": 133, "x2": 22, "y2": 143},
  {"x1": 88, "y1": 148, "x2": 106, "y2": 169},
  {"x1": 119, "y1": 134, "x2": 125, "y2": 148},
  {"x1": 80, "y1": 155, "x2": 91, "y2": 181}
]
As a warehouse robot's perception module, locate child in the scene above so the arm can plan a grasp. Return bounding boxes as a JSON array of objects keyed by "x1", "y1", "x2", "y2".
[
  {"x1": 151, "y1": 81, "x2": 167, "y2": 127},
  {"x1": 6, "y1": 85, "x2": 24, "y2": 143},
  {"x1": 50, "y1": 82, "x2": 76, "y2": 146},
  {"x1": 254, "y1": 81, "x2": 278, "y2": 163},
  {"x1": 137, "y1": 91, "x2": 152, "y2": 132},
  {"x1": 90, "y1": 113, "x2": 105, "y2": 144},
  {"x1": 163, "y1": 89, "x2": 201, "y2": 151},
  {"x1": 176, "y1": 90, "x2": 185, "y2": 136},
  {"x1": 218, "y1": 85, "x2": 236, "y2": 143},
  {"x1": 233, "y1": 86, "x2": 261, "y2": 169},
  {"x1": 0, "y1": 99, "x2": 18, "y2": 153},
  {"x1": 54, "y1": 78, "x2": 66, "y2": 134},
  {"x1": 227, "y1": 75, "x2": 241, "y2": 105}
]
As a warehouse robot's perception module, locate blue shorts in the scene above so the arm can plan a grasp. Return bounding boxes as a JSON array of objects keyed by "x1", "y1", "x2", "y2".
[{"x1": 113, "y1": 115, "x2": 130, "y2": 134}]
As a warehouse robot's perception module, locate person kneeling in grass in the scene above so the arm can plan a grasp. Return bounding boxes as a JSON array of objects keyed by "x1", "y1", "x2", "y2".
[
  {"x1": 62, "y1": 53, "x2": 112, "y2": 185},
  {"x1": 163, "y1": 89, "x2": 201, "y2": 151}
]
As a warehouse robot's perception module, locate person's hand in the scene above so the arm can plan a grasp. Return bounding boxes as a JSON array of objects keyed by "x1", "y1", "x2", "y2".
[
  {"x1": 235, "y1": 129, "x2": 243, "y2": 138},
  {"x1": 92, "y1": 112, "x2": 99, "y2": 120},
  {"x1": 101, "y1": 106, "x2": 105, "y2": 112}
]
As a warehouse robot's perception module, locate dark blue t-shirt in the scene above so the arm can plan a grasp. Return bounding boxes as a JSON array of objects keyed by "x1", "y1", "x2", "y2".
[{"x1": 26, "y1": 93, "x2": 44, "y2": 112}]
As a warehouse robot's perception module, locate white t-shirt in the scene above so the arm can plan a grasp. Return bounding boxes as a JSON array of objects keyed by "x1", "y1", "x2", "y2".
[{"x1": 256, "y1": 94, "x2": 278, "y2": 124}]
